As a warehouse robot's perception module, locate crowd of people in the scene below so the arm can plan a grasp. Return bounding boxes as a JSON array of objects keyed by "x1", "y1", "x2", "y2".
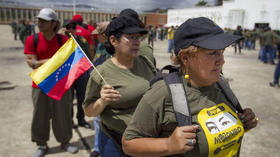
[
  {"x1": 147, "y1": 25, "x2": 177, "y2": 54},
  {"x1": 225, "y1": 26, "x2": 280, "y2": 88},
  {"x1": 10, "y1": 19, "x2": 36, "y2": 44},
  {"x1": 18, "y1": 7, "x2": 264, "y2": 157}
]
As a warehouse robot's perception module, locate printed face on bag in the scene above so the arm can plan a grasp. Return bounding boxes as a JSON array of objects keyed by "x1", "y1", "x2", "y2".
[
  {"x1": 198, "y1": 103, "x2": 244, "y2": 157},
  {"x1": 205, "y1": 112, "x2": 237, "y2": 134}
]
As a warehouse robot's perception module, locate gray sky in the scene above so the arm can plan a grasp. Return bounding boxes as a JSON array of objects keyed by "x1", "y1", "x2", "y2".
[{"x1": 6, "y1": 0, "x2": 220, "y2": 11}]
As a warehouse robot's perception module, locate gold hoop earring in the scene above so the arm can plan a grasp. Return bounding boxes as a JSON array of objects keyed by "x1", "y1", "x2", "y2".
[{"x1": 184, "y1": 74, "x2": 189, "y2": 80}]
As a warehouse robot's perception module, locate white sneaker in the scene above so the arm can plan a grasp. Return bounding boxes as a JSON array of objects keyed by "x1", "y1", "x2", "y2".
[
  {"x1": 61, "y1": 143, "x2": 79, "y2": 154},
  {"x1": 32, "y1": 145, "x2": 48, "y2": 157}
]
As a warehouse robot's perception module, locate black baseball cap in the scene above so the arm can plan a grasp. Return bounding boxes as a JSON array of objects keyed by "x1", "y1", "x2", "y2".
[
  {"x1": 106, "y1": 16, "x2": 147, "y2": 36},
  {"x1": 119, "y1": 8, "x2": 145, "y2": 28},
  {"x1": 174, "y1": 17, "x2": 242, "y2": 55},
  {"x1": 119, "y1": 8, "x2": 139, "y2": 20},
  {"x1": 62, "y1": 19, "x2": 77, "y2": 27}
]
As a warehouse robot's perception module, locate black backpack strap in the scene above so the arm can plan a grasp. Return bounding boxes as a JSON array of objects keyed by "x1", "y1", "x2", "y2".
[
  {"x1": 33, "y1": 33, "x2": 62, "y2": 50},
  {"x1": 33, "y1": 33, "x2": 39, "y2": 50},
  {"x1": 217, "y1": 77, "x2": 244, "y2": 113},
  {"x1": 56, "y1": 34, "x2": 62, "y2": 46},
  {"x1": 164, "y1": 72, "x2": 192, "y2": 126},
  {"x1": 217, "y1": 77, "x2": 243, "y2": 157},
  {"x1": 150, "y1": 65, "x2": 179, "y2": 86}
]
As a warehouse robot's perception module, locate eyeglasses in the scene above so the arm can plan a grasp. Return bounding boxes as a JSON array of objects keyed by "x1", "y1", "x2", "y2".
[
  {"x1": 123, "y1": 34, "x2": 143, "y2": 41},
  {"x1": 66, "y1": 25, "x2": 76, "y2": 29}
]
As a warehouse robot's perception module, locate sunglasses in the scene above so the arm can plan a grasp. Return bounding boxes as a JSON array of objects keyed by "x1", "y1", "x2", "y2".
[
  {"x1": 66, "y1": 25, "x2": 76, "y2": 29},
  {"x1": 123, "y1": 34, "x2": 144, "y2": 41}
]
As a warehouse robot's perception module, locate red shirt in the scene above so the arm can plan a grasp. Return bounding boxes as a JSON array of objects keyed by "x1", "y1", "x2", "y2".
[
  {"x1": 87, "y1": 24, "x2": 95, "y2": 33},
  {"x1": 75, "y1": 25, "x2": 93, "y2": 45},
  {"x1": 24, "y1": 32, "x2": 68, "y2": 88},
  {"x1": 88, "y1": 24, "x2": 98, "y2": 45}
]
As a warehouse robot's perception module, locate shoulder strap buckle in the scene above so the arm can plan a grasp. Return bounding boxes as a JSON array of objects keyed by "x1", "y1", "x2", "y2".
[{"x1": 164, "y1": 72, "x2": 192, "y2": 126}]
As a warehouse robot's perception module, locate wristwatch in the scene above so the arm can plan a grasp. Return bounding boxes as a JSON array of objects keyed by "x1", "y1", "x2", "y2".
[{"x1": 31, "y1": 60, "x2": 36, "y2": 69}]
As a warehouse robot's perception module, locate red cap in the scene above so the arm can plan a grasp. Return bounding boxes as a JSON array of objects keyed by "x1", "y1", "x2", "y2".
[{"x1": 72, "y1": 14, "x2": 83, "y2": 23}]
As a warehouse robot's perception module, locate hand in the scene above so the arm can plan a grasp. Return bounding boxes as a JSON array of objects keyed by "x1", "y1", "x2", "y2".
[
  {"x1": 25, "y1": 55, "x2": 37, "y2": 69},
  {"x1": 60, "y1": 27, "x2": 67, "y2": 36},
  {"x1": 100, "y1": 84, "x2": 121, "y2": 106},
  {"x1": 26, "y1": 58, "x2": 33, "y2": 66},
  {"x1": 26, "y1": 58, "x2": 37, "y2": 69},
  {"x1": 238, "y1": 108, "x2": 258, "y2": 131},
  {"x1": 166, "y1": 125, "x2": 199, "y2": 154}
]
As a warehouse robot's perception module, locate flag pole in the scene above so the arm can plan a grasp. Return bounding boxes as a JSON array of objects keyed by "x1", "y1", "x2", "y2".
[
  {"x1": 70, "y1": 34, "x2": 108, "y2": 85},
  {"x1": 73, "y1": 0, "x2": 76, "y2": 15}
]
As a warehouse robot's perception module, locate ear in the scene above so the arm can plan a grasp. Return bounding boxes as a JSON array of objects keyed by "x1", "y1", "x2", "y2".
[
  {"x1": 52, "y1": 21, "x2": 60, "y2": 32},
  {"x1": 109, "y1": 35, "x2": 118, "y2": 47},
  {"x1": 178, "y1": 50, "x2": 189, "y2": 63}
]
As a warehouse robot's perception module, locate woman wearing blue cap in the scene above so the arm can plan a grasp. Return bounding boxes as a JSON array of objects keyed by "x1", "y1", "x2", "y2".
[
  {"x1": 83, "y1": 15, "x2": 156, "y2": 157},
  {"x1": 122, "y1": 17, "x2": 258, "y2": 157}
]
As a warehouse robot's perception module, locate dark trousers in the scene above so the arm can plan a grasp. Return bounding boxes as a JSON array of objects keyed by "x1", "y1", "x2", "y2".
[
  {"x1": 14, "y1": 32, "x2": 17, "y2": 40},
  {"x1": 273, "y1": 61, "x2": 280, "y2": 84},
  {"x1": 234, "y1": 41, "x2": 242, "y2": 54},
  {"x1": 148, "y1": 36, "x2": 154, "y2": 47},
  {"x1": 263, "y1": 45, "x2": 275, "y2": 64},
  {"x1": 277, "y1": 44, "x2": 280, "y2": 59},
  {"x1": 72, "y1": 70, "x2": 90, "y2": 122},
  {"x1": 99, "y1": 130, "x2": 127, "y2": 157},
  {"x1": 31, "y1": 88, "x2": 73, "y2": 145}
]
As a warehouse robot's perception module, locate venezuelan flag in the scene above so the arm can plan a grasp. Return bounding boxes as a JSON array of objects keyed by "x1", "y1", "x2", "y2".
[{"x1": 29, "y1": 37, "x2": 92, "y2": 100}]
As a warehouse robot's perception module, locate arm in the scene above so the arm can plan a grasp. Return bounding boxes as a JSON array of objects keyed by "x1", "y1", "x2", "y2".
[
  {"x1": 25, "y1": 54, "x2": 48, "y2": 69},
  {"x1": 122, "y1": 125, "x2": 199, "y2": 157},
  {"x1": 273, "y1": 33, "x2": 278, "y2": 47},
  {"x1": 24, "y1": 35, "x2": 49, "y2": 69},
  {"x1": 121, "y1": 84, "x2": 199, "y2": 156},
  {"x1": 84, "y1": 84, "x2": 121, "y2": 117}
]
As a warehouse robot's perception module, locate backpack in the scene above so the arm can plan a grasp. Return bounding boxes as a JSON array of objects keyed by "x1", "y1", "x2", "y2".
[
  {"x1": 33, "y1": 33, "x2": 62, "y2": 50},
  {"x1": 150, "y1": 65, "x2": 244, "y2": 126},
  {"x1": 93, "y1": 54, "x2": 109, "y2": 67}
]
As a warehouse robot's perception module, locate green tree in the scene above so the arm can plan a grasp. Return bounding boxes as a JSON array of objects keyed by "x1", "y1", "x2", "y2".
[
  {"x1": 196, "y1": 0, "x2": 208, "y2": 6},
  {"x1": 217, "y1": 0, "x2": 223, "y2": 6}
]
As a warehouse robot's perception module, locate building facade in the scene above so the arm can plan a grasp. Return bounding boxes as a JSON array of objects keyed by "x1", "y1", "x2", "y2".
[
  {"x1": 0, "y1": 5, "x2": 167, "y2": 27},
  {"x1": 145, "y1": 13, "x2": 167, "y2": 27},
  {"x1": 168, "y1": 0, "x2": 280, "y2": 30},
  {"x1": 0, "y1": 5, "x2": 144, "y2": 24}
]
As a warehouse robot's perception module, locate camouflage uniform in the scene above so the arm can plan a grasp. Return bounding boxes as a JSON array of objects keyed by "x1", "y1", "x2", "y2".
[{"x1": 17, "y1": 21, "x2": 32, "y2": 44}]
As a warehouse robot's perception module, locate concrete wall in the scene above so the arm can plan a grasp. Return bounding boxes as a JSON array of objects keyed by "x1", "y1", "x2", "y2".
[
  {"x1": 168, "y1": 6, "x2": 224, "y2": 27},
  {"x1": 168, "y1": 0, "x2": 280, "y2": 30},
  {"x1": 223, "y1": 0, "x2": 280, "y2": 29}
]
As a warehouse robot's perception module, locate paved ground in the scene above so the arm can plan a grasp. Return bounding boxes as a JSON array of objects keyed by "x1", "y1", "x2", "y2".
[{"x1": 0, "y1": 24, "x2": 279, "y2": 157}]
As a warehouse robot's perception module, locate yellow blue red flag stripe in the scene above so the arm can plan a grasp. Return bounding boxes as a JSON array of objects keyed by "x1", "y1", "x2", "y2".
[{"x1": 29, "y1": 37, "x2": 92, "y2": 100}]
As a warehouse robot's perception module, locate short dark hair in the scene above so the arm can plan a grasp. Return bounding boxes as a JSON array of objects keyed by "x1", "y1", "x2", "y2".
[{"x1": 104, "y1": 32, "x2": 122, "y2": 55}]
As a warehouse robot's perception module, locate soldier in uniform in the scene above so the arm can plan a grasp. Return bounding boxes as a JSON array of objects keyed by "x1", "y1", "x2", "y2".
[
  {"x1": 18, "y1": 19, "x2": 31, "y2": 44},
  {"x1": 10, "y1": 20, "x2": 18, "y2": 40}
]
